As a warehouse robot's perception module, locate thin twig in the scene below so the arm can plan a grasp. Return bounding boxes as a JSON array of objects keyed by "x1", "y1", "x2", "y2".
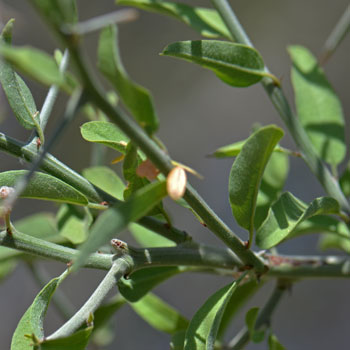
[
  {"x1": 46, "y1": 258, "x2": 131, "y2": 340},
  {"x1": 320, "y1": 4, "x2": 350, "y2": 64},
  {"x1": 63, "y1": 9, "x2": 139, "y2": 35}
]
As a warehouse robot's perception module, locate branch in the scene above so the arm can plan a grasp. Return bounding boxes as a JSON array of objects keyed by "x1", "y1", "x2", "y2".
[
  {"x1": 63, "y1": 40, "x2": 266, "y2": 274},
  {"x1": 0, "y1": 229, "x2": 113, "y2": 270},
  {"x1": 46, "y1": 258, "x2": 131, "y2": 340},
  {"x1": 210, "y1": 0, "x2": 350, "y2": 214},
  {"x1": 2, "y1": 229, "x2": 350, "y2": 279}
]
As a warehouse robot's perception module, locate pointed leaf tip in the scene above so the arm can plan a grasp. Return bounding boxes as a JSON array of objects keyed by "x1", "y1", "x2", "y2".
[{"x1": 162, "y1": 40, "x2": 266, "y2": 87}]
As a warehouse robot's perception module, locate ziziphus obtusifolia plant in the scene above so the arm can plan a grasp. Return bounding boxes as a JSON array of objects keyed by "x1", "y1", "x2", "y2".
[{"x1": 0, "y1": 0, "x2": 350, "y2": 349}]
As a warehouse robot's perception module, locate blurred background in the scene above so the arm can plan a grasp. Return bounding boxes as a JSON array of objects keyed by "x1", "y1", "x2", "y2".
[{"x1": 0, "y1": 0, "x2": 349, "y2": 349}]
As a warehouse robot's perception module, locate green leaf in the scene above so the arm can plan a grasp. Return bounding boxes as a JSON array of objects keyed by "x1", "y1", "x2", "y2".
[
  {"x1": 0, "y1": 213, "x2": 59, "y2": 266},
  {"x1": 170, "y1": 330, "x2": 186, "y2": 350},
  {"x1": 129, "y1": 222, "x2": 175, "y2": 247},
  {"x1": 130, "y1": 293, "x2": 188, "y2": 334},
  {"x1": 11, "y1": 270, "x2": 69, "y2": 349},
  {"x1": 340, "y1": 164, "x2": 350, "y2": 197},
  {"x1": 57, "y1": 204, "x2": 92, "y2": 244},
  {"x1": 229, "y1": 125, "x2": 284, "y2": 242},
  {"x1": 255, "y1": 152, "x2": 289, "y2": 229},
  {"x1": 287, "y1": 215, "x2": 350, "y2": 240},
  {"x1": 83, "y1": 166, "x2": 125, "y2": 201},
  {"x1": 184, "y1": 276, "x2": 245, "y2": 350},
  {"x1": 245, "y1": 307, "x2": 265, "y2": 343},
  {"x1": 256, "y1": 192, "x2": 340, "y2": 249},
  {"x1": 0, "y1": 170, "x2": 88, "y2": 205},
  {"x1": 123, "y1": 142, "x2": 147, "y2": 199},
  {"x1": 162, "y1": 40, "x2": 266, "y2": 87},
  {"x1": 15, "y1": 212, "x2": 58, "y2": 239},
  {"x1": 268, "y1": 333, "x2": 286, "y2": 350},
  {"x1": 0, "y1": 44, "x2": 66, "y2": 88},
  {"x1": 75, "y1": 180, "x2": 168, "y2": 268},
  {"x1": 80, "y1": 121, "x2": 129, "y2": 154},
  {"x1": 117, "y1": 0, "x2": 232, "y2": 39},
  {"x1": 212, "y1": 140, "x2": 288, "y2": 158},
  {"x1": 122, "y1": 143, "x2": 165, "y2": 218},
  {"x1": 30, "y1": 0, "x2": 78, "y2": 28},
  {"x1": 319, "y1": 233, "x2": 350, "y2": 253},
  {"x1": 289, "y1": 45, "x2": 345, "y2": 165},
  {"x1": 0, "y1": 20, "x2": 39, "y2": 130},
  {"x1": 98, "y1": 25, "x2": 158, "y2": 134},
  {"x1": 218, "y1": 279, "x2": 262, "y2": 339},
  {"x1": 38, "y1": 327, "x2": 93, "y2": 350},
  {"x1": 118, "y1": 266, "x2": 181, "y2": 302}
]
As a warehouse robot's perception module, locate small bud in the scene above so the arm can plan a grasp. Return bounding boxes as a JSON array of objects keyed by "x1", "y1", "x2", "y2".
[
  {"x1": 167, "y1": 166, "x2": 187, "y2": 200},
  {"x1": 111, "y1": 238, "x2": 128, "y2": 251},
  {"x1": 0, "y1": 186, "x2": 15, "y2": 199}
]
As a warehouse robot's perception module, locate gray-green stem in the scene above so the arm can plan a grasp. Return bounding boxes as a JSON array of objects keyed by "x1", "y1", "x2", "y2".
[
  {"x1": 4, "y1": 229, "x2": 350, "y2": 279},
  {"x1": 46, "y1": 258, "x2": 131, "y2": 340},
  {"x1": 211, "y1": 0, "x2": 350, "y2": 214},
  {"x1": 227, "y1": 281, "x2": 287, "y2": 350},
  {"x1": 64, "y1": 41, "x2": 266, "y2": 274}
]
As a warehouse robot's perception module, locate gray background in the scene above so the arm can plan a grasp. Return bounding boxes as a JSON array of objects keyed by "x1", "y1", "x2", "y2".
[{"x1": 0, "y1": 0, "x2": 349, "y2": 349}]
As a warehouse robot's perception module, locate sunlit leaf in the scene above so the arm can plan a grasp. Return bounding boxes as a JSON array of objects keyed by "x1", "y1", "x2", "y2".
[
  {"x1": 129, "y1": 222, "x2": 175, "y2": 247},
  {"x1": 184, "y1": 275, "x2": 245, "y2": 350},
  {"x1": 0, "y1": 19, "x2": 39, "y2": 130},
  {"x1": 218, "y1": 279, "x2": 262, "y2": 339},
  {"x1": 0, "y1": 45, "x2": 66, "y2": 88},
  {"x1": 162, "y1": 40, "x2": 267, "y2": 87},
  {"x1": 255, "y1": 152, "x2": 289, "y2": 229},
  {"x1": 117, "y1": 0, "x2": 232, "y2": 39},
  {"x1": 83, "y1": 166, "x2": 125, "y2": 201},
  {"x1": 11, "y1": 270, "x2": 69, "y2": 349},
  {"x1": 75, "y1": 180, "x2": 168, "y2": 268},
  {"x1": 229, "y1": 125, "x2": 284, "y2": 242},
  {"x1": 80, "y1": 121, "x2": 129, "y2": 154},
  {"x1": 256, "y1": 192, "x2": 340, "y2": 249},
  {"x1": 98, "y1": 25, "x2": 158, "y2": 134},
  {"x1": 319, "y1": 233, "x2": 350, "y2": 253},
  {"x1": 57, "y1": 204, "x2": 92, "y2": 244},
  {"x1": 289, "y1": 45, "x2": 345, "y2": 165},
  {"x1": 268, "y1": 333, "x2": 286, "y2": 350},
  {"x1": 130, "y1": 293, "x2": 188, "y2": 334},
  {"x1": 212, "y1": 140, "x2": 288, "y2": 158},
  {"x1": 0, "y1": 170, "x2": 88, "y2": 205}
]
